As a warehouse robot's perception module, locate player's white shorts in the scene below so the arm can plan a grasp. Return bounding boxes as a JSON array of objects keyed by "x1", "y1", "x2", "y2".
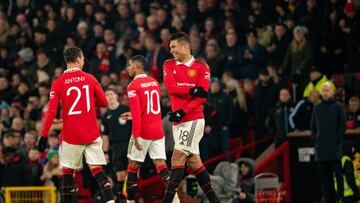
[
  {"x1": 59, "y1": 137, "x2": 106, "y2": 170},
  {"x1": 127, "y1": 137, "x2": 166, "y2": 162},
  {"x1": 172, "y1": 119, "x2": 204, "y2": 155}
]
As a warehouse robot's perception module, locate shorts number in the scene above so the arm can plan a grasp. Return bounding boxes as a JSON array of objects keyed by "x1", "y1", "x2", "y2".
[
  {"x1": 66, "y1": 85, "x2": 90, "y2": 115},
  {"x1": 144, "y1": 90, "x2": 160, "y2": 115}
]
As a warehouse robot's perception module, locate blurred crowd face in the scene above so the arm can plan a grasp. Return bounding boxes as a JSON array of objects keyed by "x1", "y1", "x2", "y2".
[
  {"x1": 310, "y1": 70, "x2": 322, "y2": 81},
  {"x1": 2, "y1": 134, "x2": 15, "y2": 147},
  {"x1": 308, "y1": 90, "x2": 320, "y2": 104},
  {"x1": 210, "y1": 81, "x2": 220, "y2": 93},
  {"x1": 246, "y1": 32, "x2": 257, "y2": 47},
  {"x1": 96, "y1": 42, "x2": 107, "y2": 55},
  {"x1": 321, "y1": 83, "x2": 334, "y2": 101},
  {"x1": 28, "y1": 149, "x2": 40, "y2": 161},
  {"x1": 205, "y1": 43, "x2": 217, "y2": 59},
  {"x1": 105, "y1": 90, "x2": 118, "y2": 106},
  {"x1": 225, "y1": 30, "x2": 237, "y2": 47},
  {"x1": 11, "y1": 117, "x2": 24, "y2": 131},
  {"x1": 349, "y1": 98, "x2": 360, "y2": 113},
  {"x1": 275, "y1": 24, "x2": 286, "y2": 38},
  {"x1": 294, "y1": 32, "x2": 304, "y2": 42},
  {"x1": 24, "y1": 132, "x2": 36, "y2": 148},
  {"x1": 135, "y1": 13, "x2": 146, "y2": 27},
  {"x1": 279, "y1": 89, "x2": 291, "y2": 103},
  {"x1": 0, "y1": 77, "x2": 9, "y2": 90}
]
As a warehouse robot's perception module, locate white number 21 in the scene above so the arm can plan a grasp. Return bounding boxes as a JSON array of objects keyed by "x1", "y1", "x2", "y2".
[{"x1": 66, "y1": 85, "x2": 90, "y2": 115}]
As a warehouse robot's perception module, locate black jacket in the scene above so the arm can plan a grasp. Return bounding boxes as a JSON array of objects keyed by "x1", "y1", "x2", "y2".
[
  {"x1": 266, "y1": 102, "x2": 293, "y2": 147},
  {"x1": 311, "y1": 98, "x2": 346, "y2": 161},
  {"x1": 206, "y1": 91, "x2": 234, "y2": 132},
  {"x1": 289, "y1": 99, "x2": 315, "y2": 131}
]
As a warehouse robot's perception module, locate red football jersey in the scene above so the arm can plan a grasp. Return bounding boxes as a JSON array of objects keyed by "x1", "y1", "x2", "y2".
[
  {"x1": 163, "y1": 57, "x2": 210, "y2": 124},
  {"x1": 127, "y1": 74, "x2": 164, "y2": 140},
  {"x1": 42, "y1": 68, "x2": 108, "y2": 144}
]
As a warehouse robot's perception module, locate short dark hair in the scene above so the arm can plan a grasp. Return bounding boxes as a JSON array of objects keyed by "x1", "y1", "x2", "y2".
[
  {"x1": 130, "y1": 55, "x2": 146, "y2": 69},
  {"x1": 63, "y1": 47, "x2": 83, "y2": 64},
  {"x1": 105, "y1": 87, "x2": 118, "y2": 94},
  {"x1": 170, "y1": 32, "x2": 190, "y2": 44}
]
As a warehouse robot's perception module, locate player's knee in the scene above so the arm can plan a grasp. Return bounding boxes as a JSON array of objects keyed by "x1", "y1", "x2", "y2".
[
  {"x1": 152, "y1": 159, "x2": 166, "y2": 167},
  {"x1": 116, "y1": 171, "x2": 127, "y2": 181},
  {"x1": 171, "y1": 150, "x2": 187, "y2": 165},
  {"x1": 128, "y1": 160, "x2": 140, "y2": 169}
]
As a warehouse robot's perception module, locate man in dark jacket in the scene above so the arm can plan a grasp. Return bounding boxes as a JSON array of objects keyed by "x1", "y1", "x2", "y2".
[
  {"x1": 0, "y1": 147, "x2": 32, "y2": 186},
  {"x1": 311, "y1": 82, "x2": 346, "y2": 203},
  {"x1": 266, "y1": 88, "x2": 293, "y2": 148},
  {"x1": 205, "y1": 78, "x2": 234, "y2": 158},
  {"x1": 289, "y1": 89, "x2": 321, "y2": 131},
  {"x1": 254, "y1": 68, "x2": 279, "y2": 155}
]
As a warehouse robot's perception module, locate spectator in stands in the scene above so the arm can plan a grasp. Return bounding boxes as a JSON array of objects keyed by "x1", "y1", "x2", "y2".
[
  {"x1": 254, "y1": 68, "x2": 279, "y2": 154},
  {"x1": 339, "y1": 140, "x2": 360, "y2": 202},
  {"x1": 232, "y1": 158, "x2": 255, "y2": 203},
  {"x1": 0, "y1": 76, "x2": 13, "y2": 104},
  {"x1": 319, "y1": 9, "x2": 346, "y2": 76},
  {"x1": 40, "y1": 149, "x2": 61, "y2": 188},
  {"x1": 18, "y1": 131, "x2": 37, "y2": 157},
  {"x1": 266, "y1": 88, "x2": 293, "y2": 148},
  {"x1": 0, "y1": 146, "x2": 31, "y2": 186},
  {"x1": 289, "y1": 89, "x2": 321, "y2": 131},
  {"x1": 311, "y1": 82, "x2": 346, "y2": 203},
  {"x1": 267, "y1": 62, "x2": 287, "y2": 88},
  {"x1": 239, "y1": 29, "x2": 267, "y2": 79},
  {"x1": 205, "y1": 77, "x2": 234, "y2": 158},
  {"x1": 266, "y1": 23, "x2": 291, "y2": 67},
  {"x1": 144, "y1": 35, "x2": 169, "y2": 81},
  {"x1": 346, "y1": 96, "x2": 360, "y2": 129},
  {"x1": 202, "y1": 40, "x2": 223, "y2": 78},
  {"x1": 88, "y1": 41, "x2": 115, "y2": 78},
  {"x1": 303, "y1": 66, "x2": 335, "y2": 98},
  {"x1": 224, "y1": 79, "x2": 250, "y2": 139},
  {"x1": 280, "y1": 25, "x2": 313, "y2": 96},
  {"x1": 26, "y1": 148, "x2": 43, "y2": 186},
  {"x1": 221, "y1": 29, "x2": 242, "y2": 78},
  {"x1": 340, "y1": 2, "x2": 360, "y2": 72}
]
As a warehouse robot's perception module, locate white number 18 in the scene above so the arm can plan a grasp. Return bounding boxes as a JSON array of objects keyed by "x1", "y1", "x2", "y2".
[{"x1": 66, "y1": 85, "x2": 90, "y2": 115}]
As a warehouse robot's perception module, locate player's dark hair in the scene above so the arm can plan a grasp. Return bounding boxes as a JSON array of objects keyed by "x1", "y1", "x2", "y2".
[
  {"x1": 105, "y1": 87, "x2": 118, "y2": 94},
  {"x1": 131, "y1": 55, "x2": 146, "y2": 70},
  {"x1": 63, "y1": 47, "x2": 83, "y2": 64},
  {"x1": 170, "y1": 32, "x2": 190, "y2": 44}
]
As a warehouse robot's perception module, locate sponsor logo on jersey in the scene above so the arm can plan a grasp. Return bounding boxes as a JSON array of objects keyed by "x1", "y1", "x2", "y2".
[
  {"x1": 128, "y1": 90, "x2": 136, "y2": 98},
  {"x1": 188, "y1": 69, "x2": 196, "y2": 77}
]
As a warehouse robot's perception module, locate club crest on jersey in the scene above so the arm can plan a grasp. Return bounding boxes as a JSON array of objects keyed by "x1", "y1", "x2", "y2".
[
  {"x1": 163, "y1": 70, "x2": 167, "y2": 76},
  {"x1": 188, "y1": 69, "x2": 197, "y2": 77},
  {"x1": 128, "y1": 90, "x2": 136, "y2": 98}
]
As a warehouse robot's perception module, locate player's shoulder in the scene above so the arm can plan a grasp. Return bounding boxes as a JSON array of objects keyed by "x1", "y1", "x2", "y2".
[
  {"x1": 163, "y1": 59, "x2": 175, "y2": 67},
  {"x1": 194, "y1": 58, "x2": 210, "y2": 70}
]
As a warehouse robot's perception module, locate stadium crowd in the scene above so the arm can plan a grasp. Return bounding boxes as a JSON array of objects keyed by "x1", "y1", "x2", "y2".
[{"x1": 0, "y1": 0, "x2": 360, "y2": 202}]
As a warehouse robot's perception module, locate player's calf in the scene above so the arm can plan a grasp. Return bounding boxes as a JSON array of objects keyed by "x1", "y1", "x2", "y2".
[
  {"x1": 126, "y1": 164, "x2": 139, "y2": 202},
  {"x1": 90, "y1": 166, "x2": 114, "y2": 203},
  {"x1": 193, "y1": 165, "x2": 220, "y2": 203},
  {"x1": 162, "y1": 165, "x2": 185, "y2": 203},
  {"x1": 61, "y1": 167, "x2": 76, "y2": 203}
]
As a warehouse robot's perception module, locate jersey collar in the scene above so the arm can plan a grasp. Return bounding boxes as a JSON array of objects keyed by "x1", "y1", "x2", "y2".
[
  {"x1": 64, "y1": 68, "x2": 81, "y2": 73},
  {"x1": 175, "y1": 56, "x2": 195, "y2": 67},
  {"x1": 134, "y1": 73, "x2": 147, "y2": 80}
]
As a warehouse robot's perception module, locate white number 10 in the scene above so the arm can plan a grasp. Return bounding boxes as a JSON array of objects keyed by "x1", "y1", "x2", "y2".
[
  {"x1": 66, "y1": 85, "x2": 90, "y2": 115},
  {"x1": 144, "y1": 90, "x2": 160, "y2": 115}
]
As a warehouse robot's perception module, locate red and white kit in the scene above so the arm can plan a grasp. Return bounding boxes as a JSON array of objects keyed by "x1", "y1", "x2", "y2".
[
  {"x1": 42, "y1": 68, "x2": 108, "y2": 169},
  {"x1": 163, "y1": 57, "x2": 210, "y2": 155},
  {"x1": 127, "y1": 74, "x2": 166, "y2": 162}
]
